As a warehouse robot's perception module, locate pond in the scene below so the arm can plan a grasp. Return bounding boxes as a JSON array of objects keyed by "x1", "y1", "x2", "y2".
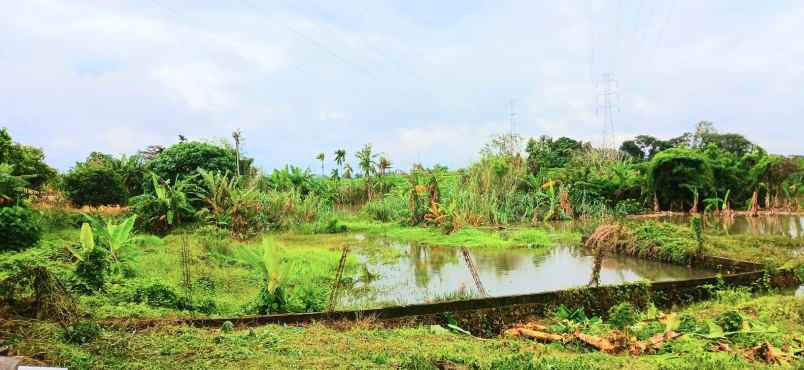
[
  {"x1": 651, "y1": 214, "x2": 804, "y2": 238},
  {"x1": 337, "y1": 240, "x2": 715, "y2": 309}
]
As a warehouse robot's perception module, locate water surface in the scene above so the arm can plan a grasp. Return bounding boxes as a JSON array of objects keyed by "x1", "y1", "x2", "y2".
[{"x1": 338, "y1": 241, "x2": 714, "y2": 309}]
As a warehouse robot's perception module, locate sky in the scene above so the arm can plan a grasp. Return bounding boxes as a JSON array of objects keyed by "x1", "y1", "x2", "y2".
[{"x1": 1, "y1": 0, "x2": 803, "y2": 173}]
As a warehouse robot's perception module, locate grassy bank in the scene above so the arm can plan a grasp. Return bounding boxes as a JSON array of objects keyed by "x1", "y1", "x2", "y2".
[{"x1": 4, "y1": 291, "x2": 802, "y2": 369}]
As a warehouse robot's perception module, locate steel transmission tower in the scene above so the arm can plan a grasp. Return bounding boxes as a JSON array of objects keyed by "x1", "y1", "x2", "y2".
[{"x1": 596, "y1": 73, "x2": 619, "y2": 150}]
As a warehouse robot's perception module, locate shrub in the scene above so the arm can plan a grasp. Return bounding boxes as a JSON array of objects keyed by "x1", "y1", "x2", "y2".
[
  {"x1": 677, "y1": 314, "x2": 704, "y2": 334},
  {"x1": 129, "y1": 174, "x2": 195, "y2": 234},
  {"x1": 715, "y1": 310, "x2": 744, "y2": 332},
  {"x1": 608, "y1": 302, "x2": 638, "y2": 329},
  {"x1": 147, "y1": 141, "x2": 238, "y2": 186},
  {"x1": 363, "y1": 196, "x2": 403, "y2": 222},
  {"x1": 74, "y1": 247, "x2": 109, "y2": 293},
  {"x1": 121, "y1": 279, "x2": 187, "y2": 310},
  {"x1": 62, "y1": 157, "x2": 127, "y2": 206},
  {"x1": 61, "y1": 320, "x2": 102, "y2": 344},
  {"x1": 0, "y1": 163, "x2": 27, "y2": 205},
  {"x1": 0, "y1": 206, "x2": 42, "y2": 252}
]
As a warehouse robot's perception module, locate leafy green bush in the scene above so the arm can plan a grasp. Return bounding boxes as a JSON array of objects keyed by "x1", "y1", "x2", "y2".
[
  {"x1": 0, "y1": 206, "x2": 42, "y2": 252},
  {"x1": 715, "y1": 310, "x2": 744, "y2": 332},
  {"x1": 631, "y1": 221, "x2": 698, "y2": 264},
  {"x1": 147, "y1": 141, "x2": 238, "y2": 185},
  {"x1": 607, "y1": 302, "x2": 638, "y2": 329},
  {"x1": 73, "y1": 247, "x2": 109, "y2": 293},
  {"x1": 62, "y1": 154, "x2": 128, "y2": 206},
  {"x1": 0, "y1": 128, "x2": 57, "y2": 190},
  {"x1": 61, "y1": 320, "x2": 102, "y2": 344},
  {"x1": 129, "y1": 174, "x2": 195, "y2": 234},
  {"x1": 0, "y1": 163, "x2": 27, "y2": 205},
  {"x1": 677, "y1": 314, "x2": 704, "y2": 334},
  {"x1": 118, "y1": 279, "x2": 188, "y2": 310},
  {"x1": 363, "y1": 196, "x2": 404, "y2": 222}
]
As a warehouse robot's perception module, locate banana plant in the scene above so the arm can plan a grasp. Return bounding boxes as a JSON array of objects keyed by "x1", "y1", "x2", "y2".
[
  {"x1": 81, "y1": 214, "x2": 142, "y2": 274},
  {"x1": 65, "y1": 222, "x2": 96, "y2": 262}
]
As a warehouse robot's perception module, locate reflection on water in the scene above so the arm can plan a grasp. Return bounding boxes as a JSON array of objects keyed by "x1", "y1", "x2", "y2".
[
  {"x1": 653, "y1": 215, "x2": 804, "y2": 238},
  {"x1": 545, "y1": 215, "x2": 804, "y2": 238},
  {"x1": 339, "y1": 242, "x2": 715, "y2": 309}
]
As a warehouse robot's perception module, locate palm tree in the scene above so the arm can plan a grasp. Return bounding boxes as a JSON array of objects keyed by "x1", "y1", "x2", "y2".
[
  {"x1": 377, "y1": 156, "x2": 392, "y2": 177},
  {"x1": 376, "y1": 156, "x2": 392, "y2": 195},
  {"x1": 315, "y1": 153, "x2": 325, "y2": 177},
  {"x1": 334, "y1": 149, "x2": 346, "y2": 171},
  {"x1": 356, "y1": 144, "x2": 378, "y2": 200}
]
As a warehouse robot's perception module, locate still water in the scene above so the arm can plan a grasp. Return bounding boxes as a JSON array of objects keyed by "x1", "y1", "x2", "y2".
[
  {"x1": 338, "y1": 241, "x2": 715, "y2": 309},
  {"x1": 652, "y1": 214, "x2": 804, "y2": 238}
]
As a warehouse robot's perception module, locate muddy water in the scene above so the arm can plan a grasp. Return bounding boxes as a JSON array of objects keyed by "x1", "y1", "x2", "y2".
[{"x1": 338, "y1": 242, "x2": 715, "y2": 309}]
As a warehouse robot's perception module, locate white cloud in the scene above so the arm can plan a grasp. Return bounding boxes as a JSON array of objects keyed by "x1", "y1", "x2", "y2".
[{"x1": 1, "y1": 0, "x2": 803, "y2": 172}]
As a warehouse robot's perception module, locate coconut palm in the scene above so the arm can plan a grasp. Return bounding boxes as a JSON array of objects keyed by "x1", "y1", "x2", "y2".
[
  {"x1": 377, "y1": 156, "x2": 392, "y2": 177},
  {"x1": 334, "y1": 149, "x2": 346, "y2": 173},
  {"x1": 356, "y1": 144, "x2": 378, "y2": 200},
  {"x1": 315, "y1": 153, "x2": 325, "y2": 177}
]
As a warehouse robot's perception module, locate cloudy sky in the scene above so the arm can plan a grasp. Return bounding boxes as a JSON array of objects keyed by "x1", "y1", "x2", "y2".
[{"x1": 1, "y1": 0, "x2": 802, "y2": 172}]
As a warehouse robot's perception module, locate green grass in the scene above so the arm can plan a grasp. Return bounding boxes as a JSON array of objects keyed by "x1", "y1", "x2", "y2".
[
  {"x1": 346, "y1": 219, "x2": 578, "y2": 250},
  {"x1": 6, "y1": 292, "x2": 802, "y2": 369}
]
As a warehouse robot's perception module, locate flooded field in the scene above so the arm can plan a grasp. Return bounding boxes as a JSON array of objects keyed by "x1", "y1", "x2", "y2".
[{"x1": 338, "y1": 241, "x2": 715, "y2": 309}]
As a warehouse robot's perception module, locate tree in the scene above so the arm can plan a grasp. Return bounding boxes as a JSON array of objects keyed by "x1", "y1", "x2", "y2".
[
  {"x1": 377, "y1": 156, "x2": 391, "y2": 177},
  {"x1": 525, "y1": 135, "x2": 581, "y2": 174},
  {"x1": 147, "y1": 141, "x2": 239, "y2": 190},
  {"x1": 648, "y1": 148, "x2": 714, "y2": 211},
  {"x1": 0, "y1": 127, "x2": 56, "y2": 190},
  {"x1": 316, "y1": 152, "x2": 325, "y2": 177},
  {"x1": 356, "y1": 144, "x2": 377, "y2": 199},
  {"x1": 62, "y1": 152, "x2": 128, "y2": 206},
  {"x1": 619, "y1": 135, "x2": 675, "y2": 161},
  {"x1": 334, "y1": 149, "x2": 346, "y2": 178}
]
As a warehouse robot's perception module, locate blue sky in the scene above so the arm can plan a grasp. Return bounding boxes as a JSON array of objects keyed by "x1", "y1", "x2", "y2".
[{"x1": 1, "y1": 0, "x2": 802, "y2": 172}]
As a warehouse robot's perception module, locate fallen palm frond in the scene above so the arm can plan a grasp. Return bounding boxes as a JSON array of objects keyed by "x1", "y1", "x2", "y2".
[
  {"x1": 504, "y1": 328, "x2": 564, "y2": 343},
  {"x1": 743, "y1": 341, "x2": 793, "y2": 365},
  {"x1": 505, "y1": 322, "x2": 684, "y2": 356},
  {"x1": 575, "y1": 332, "x2": 616, "y2": 353}
]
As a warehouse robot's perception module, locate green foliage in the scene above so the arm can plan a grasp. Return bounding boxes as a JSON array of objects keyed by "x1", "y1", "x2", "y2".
[
  {"x1": 66, "y1": 222, "x2": 109, "y2": 292},
  {"x1": 649, "y1": 148, "x2": 714, "y2": 210},
  {"x1": 526, "y1": 135, "x2": 582, "y2": 174},
  {"x1": 129, "y1": 174, "x2": 195, "y2": 234},
  {"x1": 715, "y1": 310, "x2": 744, "y2": 332},
  {"x1": 239, "y1": 241, "x2": 354, "y2": 314},
  {"x1": 62, "y1": 152, "x2": 128, "y2": 206},
  {"x1": 117, "y1": 279, "x2": 188, "y2": 310},
  {"x1": 363, "y1": 195, "x2": 405, "y2": 222},
  {"x1": 0, "y1": 127, "x2": 57, "y2": 190},
  {"x1": 0, "y1": 163, "x2": 27, "y2": 205},
  {"x1": 631, "y1": 221, "x2": 698, "y2": 264},
  {"x1": 0, "y1": 206, "x2": 42, "y2": 252},
  {"x1": 147, "y1": 141, "x2": 238, "y2": 185},
  {"x1": 607, "y1": 302, "x2": 638, "y2": 329},
  {"x1": 60, "y1": 321, "x2": 102, "y2": 345}
]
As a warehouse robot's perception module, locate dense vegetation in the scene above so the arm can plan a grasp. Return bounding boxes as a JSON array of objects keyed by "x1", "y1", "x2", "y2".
[{"x1": 0, "y1": 123, "x2": 802, "y2": 369}]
